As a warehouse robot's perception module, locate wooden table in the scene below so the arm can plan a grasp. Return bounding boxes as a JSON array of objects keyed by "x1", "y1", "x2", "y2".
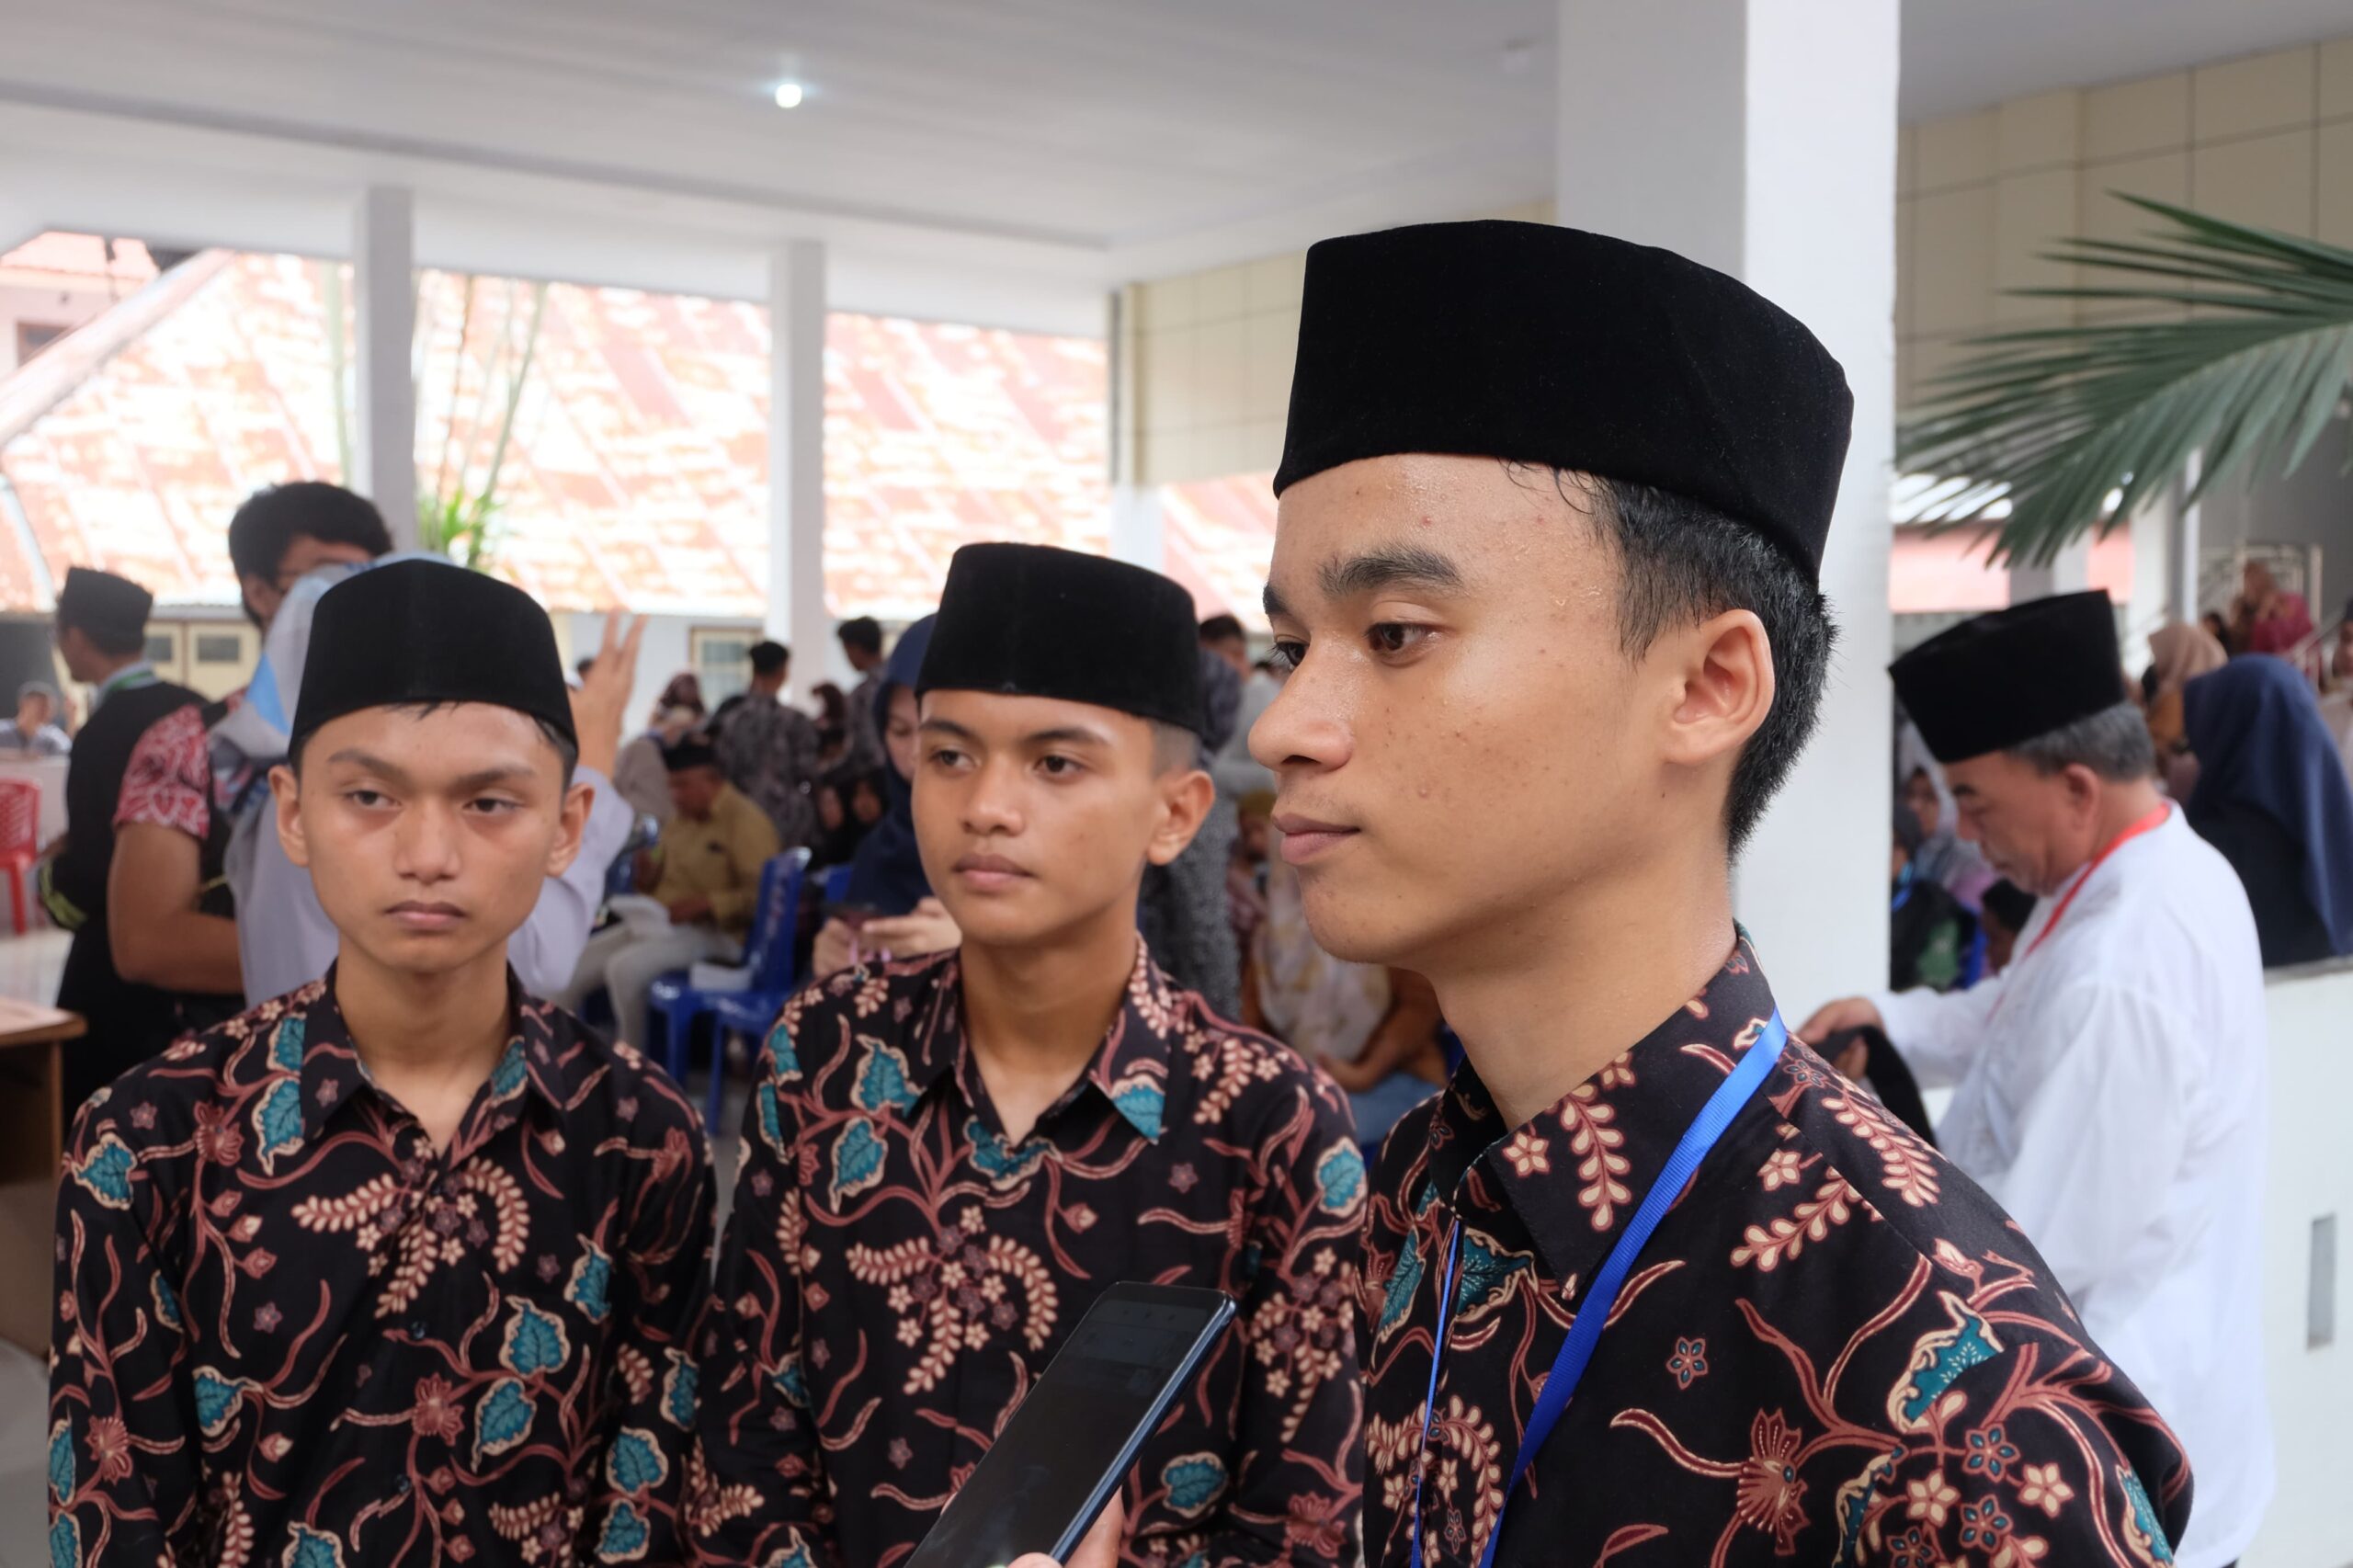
[{"x1": 0, "y1": 996, "x2": 84, "y2": 1357}]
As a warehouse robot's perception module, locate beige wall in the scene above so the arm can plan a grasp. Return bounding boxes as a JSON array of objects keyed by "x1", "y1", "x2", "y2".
[
  {"x1": 1123, "y1": 33, "x2": 2353, "y2": 482},
  {"x1": 1128, "y1": 200, "x2": 1552, "y2": 486},
  {"x1": 1902, "y1": 34, "x2": 2353, "y2": 408}
]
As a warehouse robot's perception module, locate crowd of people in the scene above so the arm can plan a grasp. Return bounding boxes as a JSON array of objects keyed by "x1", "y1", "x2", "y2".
[{"x1": 29, "y1": 213, "x2": 2329, "y2": 1568}]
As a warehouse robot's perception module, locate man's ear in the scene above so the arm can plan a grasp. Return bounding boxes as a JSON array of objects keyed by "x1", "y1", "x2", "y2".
[
  {"x1": 1659, "y1": 608, "x2": 1775, "y2": 771},
  {"x1": 270, "y1": 764, "x2": 310, "y2": 869},
  {"x1": 1145, "y1": 768, "x2": 1216, "y2": 869},
  {"x1": 548, "y1": 778, "x2": 592, "y2": 878}
]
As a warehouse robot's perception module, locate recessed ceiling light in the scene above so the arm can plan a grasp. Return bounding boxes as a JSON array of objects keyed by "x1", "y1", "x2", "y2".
[{"x1": 772, "y1": 80, "x2": 805, "y2": 109}]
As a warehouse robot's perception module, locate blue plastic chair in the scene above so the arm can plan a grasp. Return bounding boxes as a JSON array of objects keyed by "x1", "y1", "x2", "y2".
[{"x1": 645, "y1": 848, "x2": 812, "y2": 1131}]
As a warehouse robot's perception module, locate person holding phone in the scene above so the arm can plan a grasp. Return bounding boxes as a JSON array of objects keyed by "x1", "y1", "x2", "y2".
[
  {"x1": 691, "y1": 544, "x2": 1364, "y2": 1568},
  {"x1": 1015, "y1": 222, "x2": 2195, "y2": 1568}
]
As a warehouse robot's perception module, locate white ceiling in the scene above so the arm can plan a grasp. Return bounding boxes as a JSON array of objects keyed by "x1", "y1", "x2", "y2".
[{"x1": 0, "y1": 0, "x2": 2343, "y2": 329}]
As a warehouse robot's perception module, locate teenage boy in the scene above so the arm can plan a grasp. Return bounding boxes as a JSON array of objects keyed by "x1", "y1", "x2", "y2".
[
  {"x1": 42, "y1": 567, "x2": 208, "y2": 1116},
  {"x1": 693, "y1": 543, "x2": 1363, "y2": 1567},
  {"x1": 1227, "y1": 222, "x2": 2183, "y2": 1566},
  {"x1": 51, "y1": 562, "x2": 711, "y2": 1566}
]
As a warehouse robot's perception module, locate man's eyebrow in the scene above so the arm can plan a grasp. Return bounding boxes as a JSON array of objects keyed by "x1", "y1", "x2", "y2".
[
  {"x1": 1262, "y1": 582, "x2": 1292, "y2": 622},
  {"x1": 1317, "y1": 546, "x2": 1464, "y2": 601},
  {"x1": 917, "y1": 716, "x2": 976, "y2": 739},
  {"x1": 1023, "y1": 725, "x2": 1114, "y2": 750}
]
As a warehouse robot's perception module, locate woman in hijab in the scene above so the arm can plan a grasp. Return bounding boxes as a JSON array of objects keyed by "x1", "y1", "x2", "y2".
[
  {"x1": 2181, "y1": 654, "x2": 2353, "y2": 967},
  {"x1": 810, "y1": 615, "x2": 960, "y2": 977},
  {"x1": 1892, "y1": 753, "x2": 1985, "y2": 908}
]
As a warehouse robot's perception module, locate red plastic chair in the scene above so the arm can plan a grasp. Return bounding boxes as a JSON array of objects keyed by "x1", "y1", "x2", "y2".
[{"x1": 0, "y1": 779, "x2": 39, "y2": 935}]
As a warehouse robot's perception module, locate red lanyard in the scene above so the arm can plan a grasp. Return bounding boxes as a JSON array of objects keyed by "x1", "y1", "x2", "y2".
[{"x1": 2011, "y1": 803, "x2": 2171, "y2": 971}]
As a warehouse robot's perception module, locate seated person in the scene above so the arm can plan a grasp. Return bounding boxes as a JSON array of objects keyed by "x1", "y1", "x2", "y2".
[
  {"x1": 1977, "y1": 877, "x2": 2035, "y2": 975},
  {"x1": 556, "y1": 739, "x2": 780, "y2": 1048},
  {"x1": 614, "y1": 700, "x2": 700, "y2": 824},
  {"x1": 1890, "y1": 802, "x2": 1976, "y2": 991},
  {"x1": 0, "y1": 679, "x2": 70, "y2": 754},
  {"x1": 50, "y1": 561, "x2": 710, "y2": 1564},
  {"x1": 691, "y1": 544, "x2": 1362, "y2": 1568},
  {"x1": 1246, "y1": 831, "x2": 1445, "y2": 1146},
  {"x1": 810, "y1": 614, "x2": 963, "y2": 976}
]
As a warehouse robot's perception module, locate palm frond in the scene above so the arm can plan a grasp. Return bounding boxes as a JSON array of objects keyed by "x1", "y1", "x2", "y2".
[{"x1": 1897, "y1": 196, "x2": 2353, "y2": 566}]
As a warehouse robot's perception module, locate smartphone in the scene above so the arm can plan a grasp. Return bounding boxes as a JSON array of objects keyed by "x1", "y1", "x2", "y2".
[
  {"x1": 903, "y1": 1282, "x2": 1237, "y2": 1568},
  {"x1": 826, "y1": 901, "x2": 880, "y2": 932}
]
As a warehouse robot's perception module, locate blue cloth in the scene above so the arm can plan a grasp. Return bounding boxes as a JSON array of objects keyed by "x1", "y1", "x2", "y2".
[
  {"x1": 844, "y1": 615, "x2": 937, "y2": 915},
  {"x1": 2183, "y1": 654, "x2": 2353, "y2": 957}
]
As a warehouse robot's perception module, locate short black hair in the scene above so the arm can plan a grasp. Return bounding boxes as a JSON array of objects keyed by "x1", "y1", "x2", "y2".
[
  {"x1": 290, "y1": 706, "x2": 578, "y2": 788},
  {"x1": 60, "y1": 615, "x2": 145, "y2": 658},
  {"x1": 1559, "y1": 471, "x2": 1836, "y2": 855},
  {"x1": 836, "y1": 617, "x2": 883, "y2": 657},
  {"x1": 227, "y1": 483, "x2": 393, "y2": 584},
  {"x1": 1199, "y1": 614, "x2": 1246, "y2": 645},
  {"x1": 1150, "y1": 719, "x2": 1204, "y2": 776},
  {"x1": 748, "y1": 641, "x2": 790, "y2": 677}
]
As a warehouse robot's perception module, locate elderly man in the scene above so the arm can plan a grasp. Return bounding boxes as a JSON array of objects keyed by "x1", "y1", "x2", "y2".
[{"x1": 1807, "y1": 590, "x2": 2272, "y2": 1568}]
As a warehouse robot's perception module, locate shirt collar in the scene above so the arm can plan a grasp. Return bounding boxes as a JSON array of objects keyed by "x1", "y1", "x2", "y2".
[
  {"x1": 903, "y1": 940, "x2": 1182, "y2": 1143},
  {"x1": 1419, "y1": 932, "x2": 1784, "y2": 1281},
  {"x1": 97, "y1": 662, "x2": 155, "y2": 701},
  {"x1": 289, "y1": 968, "x2": 581, "y2": 1142}
]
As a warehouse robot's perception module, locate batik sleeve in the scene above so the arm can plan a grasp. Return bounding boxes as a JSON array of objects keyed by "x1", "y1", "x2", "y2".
[
  {"x1": 47, "y1": 1101, "x2": 203, "y2": 1565},
  {"x1": 582, "y1": 1092, "x2": 715, "y2": 1565},
  {"x1": 691, "y1": 1028, "x2": 835, "y2": 1567},
  {"x1": 1864, "y1": 1340, "x2": 2193, "y2": 1567},
  {"x1": 1163, "y1": 1078, "x2": 1365, "y2": 1567}
]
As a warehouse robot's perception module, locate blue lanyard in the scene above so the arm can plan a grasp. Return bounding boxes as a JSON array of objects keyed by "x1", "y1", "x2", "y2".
[{"x1": 1410, "y1": 1012, "x2": 1790, "y2": 1568}]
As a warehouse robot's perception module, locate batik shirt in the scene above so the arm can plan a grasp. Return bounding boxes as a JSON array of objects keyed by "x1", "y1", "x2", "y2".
[
  {"x1": 1360, "y1": 937, "x2": 2193, "y2": 1567},
  {"x1": 49, "y1": 976, "x2": 713, "y2": 1567},
  {"x1": 692, "y1": 944, "x2": 1365, "y2": 1567}
]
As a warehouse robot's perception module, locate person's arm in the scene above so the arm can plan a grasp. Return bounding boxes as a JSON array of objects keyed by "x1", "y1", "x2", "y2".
[
  {"x1": 505, "y1": 768, "x2": 632, "y2": 996},
  {"x1": 50, "y1": 1106, "x2": 206, "y2": 1559},
  {"x1": 108, "y1": 823, "x2": 239, "y2": 994},
  {"x1": 708, "y1": 805, "x2": 784, "y2": 928},
  {"x1": 108, "y1": 710, "x2": 238, "y2": 994},
  {"x1": 1970, "y1": 983, "x2": 2195, "y2": 1322},
  {"x1": 582, "y1": 1096, "x2": 714, "y2": 1564},
  {"x1": 1158, "y1": 1082, "x2": 1362, "y2": 1566},
  {"x1": 1868, "y1": 1345, "x2": 2190, "y2": 1567},
  {"x1": 691, "y1": 1030, "x2": 835, "y2": 1565},
  {"x1": 1323, "y1": 970, "x2": 1441, "y2": 1092},
  {"x1": 1809, "y1": 966, "x2": 2008, "y2": 1091}
]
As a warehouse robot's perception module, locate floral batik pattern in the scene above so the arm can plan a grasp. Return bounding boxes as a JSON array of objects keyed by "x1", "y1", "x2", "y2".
[
  {"x1": 49, "y1": 975, "x2": 713, "y2": 1566},
  {"x1": 1358, "y1": 936, "x2": 2193, "y2": 1567},
  {"x1": 691, "y1": 943, "x2": 1364, "y2": 1567}
]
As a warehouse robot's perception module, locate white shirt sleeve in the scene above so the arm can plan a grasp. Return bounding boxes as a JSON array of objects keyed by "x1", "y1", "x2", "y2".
[
  {"x1": 1962, "y1": 981, "x2": 2192, "y2": 1333},
  {"x1": 506, "y1": 767, "x2": 633, "y2": 998},
  {"x1": 1868, "y1": 971, "x2": 2009, "y2": 1090}
]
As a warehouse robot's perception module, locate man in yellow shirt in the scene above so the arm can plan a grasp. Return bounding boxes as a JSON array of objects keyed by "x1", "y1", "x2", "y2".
[{"x1": 557, "y1": 739, "x2": 781, "y2": 1048}]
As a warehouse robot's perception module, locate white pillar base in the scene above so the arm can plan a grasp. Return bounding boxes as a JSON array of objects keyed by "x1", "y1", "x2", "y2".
[{"x1": 767, "y1": 240, "x2": 829, "y2": 699}]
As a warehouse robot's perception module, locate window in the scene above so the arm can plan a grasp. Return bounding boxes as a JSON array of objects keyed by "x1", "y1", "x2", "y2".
[
  {"x1": 691, "y1": 628, "x2": 756, "y2": 706},
  {"x1": 15, "y1": 322, "x2": 68, "y2": 364},
  {"x1": 144, "y1": 633, "x2": 175, "y2": 666},
  {"x1": 194, "y1": 632, "x2": 243, "y2": 665}
]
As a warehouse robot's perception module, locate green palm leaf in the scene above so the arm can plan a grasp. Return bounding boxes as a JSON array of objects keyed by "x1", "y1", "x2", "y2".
[{"x1": 1897, "y1": 196, "x2": 2353, "y2": 566}]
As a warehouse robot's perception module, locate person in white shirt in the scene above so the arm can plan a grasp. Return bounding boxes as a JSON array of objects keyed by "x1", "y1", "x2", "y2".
[{"x1": 1805, "y1": 589, "x2": 2272, "y2": 1568}]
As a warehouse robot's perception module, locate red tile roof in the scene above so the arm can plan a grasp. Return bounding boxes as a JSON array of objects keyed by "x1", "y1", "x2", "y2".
[{"x1": 0, "y1": 240, "x2": 1120, "y2": 622}]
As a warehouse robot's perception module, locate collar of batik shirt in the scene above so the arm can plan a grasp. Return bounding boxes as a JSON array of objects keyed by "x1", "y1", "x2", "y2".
[
  {"x1": 1416, "y1": 932, "x2": 1789, "y2": 1286},
  {"x1": 895, "y1": 939, "x2": 1184, "y2": 1144},
  {"x1": 273, "y1": 969, "x2": 586, "y2": 1145}
]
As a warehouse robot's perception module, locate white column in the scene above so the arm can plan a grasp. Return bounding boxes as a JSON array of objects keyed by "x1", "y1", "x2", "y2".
[
  {"x1": 2126, "y1": 495, "x2": 2174, "y2": 674},
  {"x1": 351, "y1": 186, "x2": 418, "y2": 549},
  {"x1": 2006, "y1": 536, "x2": 2090, "y2": 605},
  {"x1": 767, "y1": 240, "x2": 830, "y2": 699},
  {"x1": 2169, "y1": 450, "x2": 2205, "y2": 623},
  {"x1": 1558, "y1": 0, "x2": 1898, "y2": 1013},
  {"x1": 1108, "y1": 485, "x2": 1165, "y2": 571}
]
